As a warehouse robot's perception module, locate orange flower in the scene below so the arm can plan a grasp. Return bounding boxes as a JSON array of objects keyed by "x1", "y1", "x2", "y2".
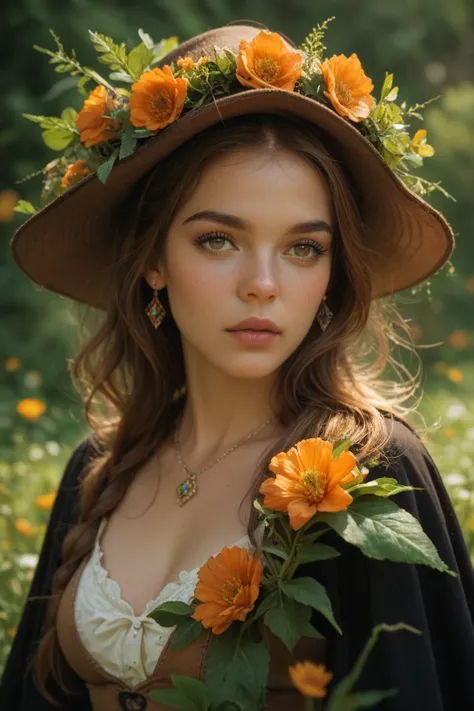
[
  {"x1": 259, "y1": 438, "x2": 357, "y2": 531},
  {"x1": 60, "y1": 160, "x2": 90, "y2": 190},
  {"x1": 130, "y1": 66, "x2": 188, "y2": 132},
  {"x1": 289, "y1": 660, "x2": 333, "y2": 698},
  {"x1": 236, "y1": 30, "x2": 303, "y2": 91},
  {"x1": 448, "y1": 330, "x2": 468, "y2": 349},
  {"x1": 35, "y1": 490, "x2": 57, "y2": 511},
  {"x1": 15, "y1": 519, "x2": 35, "y2": 537},
  {"x1": 16, "y1": 398, "x2": 46, "y2": 421},
  {"x1": 447, "y1": 368, "x2": 463, "y2": 384},
  {"x1": 5, "y1": 357, "x2": 21, "y2": 372},
  {"x1": 191, "y1": 545, "x2": 264, "y2": 634},
  {"x1": 320, "y1": 54, "x2": 375, "y2": 122},
  {"x1": 0, "y1": 189, "x2": 18, "y2": 222},
  {"x1": 76, "y1": 85, "x2": 120, "y2": 148},
  {"x1": 177, "y1": 56, "x2": 194, "y2": 70}
]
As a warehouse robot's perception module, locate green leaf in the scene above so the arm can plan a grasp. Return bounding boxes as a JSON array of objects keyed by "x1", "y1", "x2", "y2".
[
  {"x1": 127, "y1": 42, "x2": 154, "y2": 80},
  {"x1": 13, "y1": 200, "x2": 37, "y2": 216},
  {"x1": 280, "y1": 578, "x2": 341, "y2": 634},
  {"x1": 171, "y1": 617, "x2": 203, "y2": 652},
  {"x1": 328, "y1": 689, "x2": 398, "y2": 711},
  {"x1": 42, "y1": 127, "x2": 74, "y2": 150},
  {"x1": 96, "y1": 150, "x2": 119, "y2": 184},
  {"x1": 258, "y1": 545, "x2": 288, "y2": 561},
  {"x1": 332, "y1": 437, "x2": 352, "y2": 458},
  {"x1": 252, "y1": 590, "x2": 279, "y2": 621},
  {"x1": 380, "y1": 72, "x2": 393, "y2": 102},
  {"x1": 349, "y1": 477, "x2": 423, "y2": 498},
  {"x1": 119, "y1": 128, "x2": 137, "y2": 160},
  {"x1": 148, "y1": 687, "x2": 201, "y2": 711},
  {"x1": 138, "y1": 28, "x2": 155, "y2": 50},
  {"x1": 148, "y1": 600, "x2": 194, "y2": 627},
  {"x1": 384, "y1": 87, "x2": 399, "y2": 102},
  {"x1": 205, "y1": 628, "x2": 269, "y2": 710},
  {"x1": 172, "y1": 674, "x2": 211, "y2": 711},
  {"x1": 151, "y1": 36, "x2": 180, "y2": 64},
  {"x1": 77, "y1": 75, "x2": 91, "y2": 95},
  {"x1": 61, "y1": 107, "x2": 77, "y2": 127},
  {"x1": 297, "y1": 542, "x2": 341, "y2": 563},
  {"x1": 263, "y1": 596, "x2": 313, "y2": 653},
  {"x1": 109, "y1": 70, "x2": 135, "y2": 84},
  {"x1": 318, "y1": 498, "x2": 457, "y2": 575}
]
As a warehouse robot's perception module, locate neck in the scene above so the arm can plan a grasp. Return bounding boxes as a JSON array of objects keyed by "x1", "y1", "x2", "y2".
[{"x1": 175, "y1": 360, "x2": 283, "y2": 467}]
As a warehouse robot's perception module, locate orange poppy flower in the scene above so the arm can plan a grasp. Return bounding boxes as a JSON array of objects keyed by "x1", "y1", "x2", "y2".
[
  {"x1": 259, "y1": 438, "x2": 357, "y2": 531},
  {"x1": 236, "y1": 30, "x2": 303, "y2": 91},
  {"x1": 76, "y1": 85, "x2": 120, "y2": 148},
  {"x1": 320, "y1": 54, "x2": 375, "y2": 122},
  {"x1": 130, "y1": 66, "x2": 188, "y2": 132},
  {"x1": 191, "y1": 545, "x2": 264, "y2": 634},
  {"x1": 289, "y1": 660, "x2": 333, "y2": 698},
  {"x1": 35, "y1": 490, "x2": 58, "y2": 511},
  {"x1": 15, "y1": 519, "x2": 35, "y2": 537},
  {"x1": 60, "y1": 160, "x2": 90, "y2": 190},
  {"x1": 16, "y1": 397, "x2": 46, "y2": 421}
]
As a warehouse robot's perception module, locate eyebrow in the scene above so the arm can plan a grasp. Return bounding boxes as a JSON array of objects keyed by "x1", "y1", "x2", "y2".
[{"x1": 182, "y1": 210, "x2": 333, "y2": 236}]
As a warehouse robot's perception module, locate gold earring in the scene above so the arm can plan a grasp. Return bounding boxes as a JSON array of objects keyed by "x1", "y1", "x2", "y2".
[
  {"x1": 145, "y1": 287, "x2": 166, "y2": 328},
  {"x1": 316, "y1": 295, "x2": 333, "y2": 331}
]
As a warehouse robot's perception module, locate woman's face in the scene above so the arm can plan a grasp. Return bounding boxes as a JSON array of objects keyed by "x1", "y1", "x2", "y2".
[{"x1": 145, "y1": 147, "x2": 333, "y2": 380}]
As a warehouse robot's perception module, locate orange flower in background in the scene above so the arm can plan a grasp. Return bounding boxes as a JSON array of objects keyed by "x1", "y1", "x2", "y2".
[
  {"x1": 130, "y1": 66, "x2": 188, "y2": 132},
  {"x1": 289, "y1": 660, "x2": 333, "y2": 698},
  {"x1": 236, "y1": 30, "x2": 303, "y2": 91},
  {"x1": 76, "y1": 85, "x2": 120, "y2": 148},
  {"x1": 16, "y1": 398, "x2": 46, "y2": 421},
  {"x1": 260, "y1": 438, "x2": 357, "y2": 531},
  {"x1": 15, "y1": 519, "x2": 35, "y2": 537},
  {"x1": 35, "y1": 490, "x2": 58, "y2": 511},
  {"x1": 321, "y1": 54, "x2": 375, "y2": 122},
  {"x1": 191, "y1": 545, "x2": 264, "y2": 634},
  {"x1": 60, "y1": 160, "x2": 90, "y2": 190},
  {"x1": 5, "y1": 357, "x2": 21, "y2": 372},
  {"x1": 447, "y1": 368, "x2": 463, "y2": 384},
  {"x1": 448, "y1": 330, "x2": 468, "y2": 349},
  {"x1": 0, "y1": 189, "x2": 19, "y2": 222},
  {"x1": 409, "y1": 129, "x2": 435, "y2": 157},
  {"x1": 177, "y1": 56, "x2": 195, "y2": 70}
]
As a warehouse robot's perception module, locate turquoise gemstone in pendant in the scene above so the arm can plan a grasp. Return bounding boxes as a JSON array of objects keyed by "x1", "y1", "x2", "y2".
[{"x1": 180, "y1": 483, "x2": 189, "y2": 494}]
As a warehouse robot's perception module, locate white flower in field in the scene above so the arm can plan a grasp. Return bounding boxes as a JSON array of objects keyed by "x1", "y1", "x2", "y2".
[
  {"x1": 45, "y1": 441, "x2": 61, "y2": 456},
  {"x1": 446, "y1": 403, "x2": 467, "y2": 421},
  {"x1": 459, "y1": 456, "x2": 473, "y2": 469},
  {"x1": 444, "y1": 472, "x2": 466, "y2": 487},
  {"x1": 28, "y1": 445, "x2": 44, "y2": 462},
  {"x1": 16, "y1": 554, "x2": 39, "y2": 569},
  {"x1": 454, "y1": 488, "x2": 470, "y2": 500},
  {"x1": 466, "y1": 427, "x2": 474, "y2": 441}
]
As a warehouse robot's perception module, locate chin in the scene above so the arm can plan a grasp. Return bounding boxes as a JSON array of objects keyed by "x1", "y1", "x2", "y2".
[{"x1": 216, "y1": 354, "x2": 284, "y2": 380}]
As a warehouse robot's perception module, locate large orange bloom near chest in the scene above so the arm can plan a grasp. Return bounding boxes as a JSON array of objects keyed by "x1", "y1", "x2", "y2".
[
  {"x1": 191, "y1": 545, "x2": 264, "y2": 634},
  {"x1": 259, "y1": 437, "x2": 358, "y2": 531}
]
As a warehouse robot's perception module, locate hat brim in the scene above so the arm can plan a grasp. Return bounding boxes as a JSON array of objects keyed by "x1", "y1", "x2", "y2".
[{"x1": 10, "y1": 87, "x2": 454, "y2": 309}]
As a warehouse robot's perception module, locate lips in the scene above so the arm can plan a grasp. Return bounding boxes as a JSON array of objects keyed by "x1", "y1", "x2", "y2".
[{"x1": 227, "y1": 317, "x2": 281, "y2": 333}]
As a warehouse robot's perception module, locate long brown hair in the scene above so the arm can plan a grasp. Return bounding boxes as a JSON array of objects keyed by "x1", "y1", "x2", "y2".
[{"x1": 33, "y1": 112, "x2": 429, "y2": 702}]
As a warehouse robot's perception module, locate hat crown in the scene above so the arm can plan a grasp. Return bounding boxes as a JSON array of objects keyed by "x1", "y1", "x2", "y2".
[{"x1": 157, "y1": 22, "x2": 295, "y2": 67}]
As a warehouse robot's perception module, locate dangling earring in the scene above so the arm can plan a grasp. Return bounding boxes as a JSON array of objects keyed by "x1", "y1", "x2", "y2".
[
  {"x1": 316, "y1": 294, "x2": 333, "y2": 331},
  {"x1": 145, "y1": 287, "x2": 166, "y2": 328}
]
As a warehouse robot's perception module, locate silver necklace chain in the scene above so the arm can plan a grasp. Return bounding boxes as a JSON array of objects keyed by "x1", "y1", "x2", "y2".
[{"x1": 173, "y1": 414, "x2": 276, "y2": 477}]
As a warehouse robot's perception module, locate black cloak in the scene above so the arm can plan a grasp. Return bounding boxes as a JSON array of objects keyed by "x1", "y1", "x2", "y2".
[{"x1": 1, "y1": 417, "x2": 473, "y2": 710}]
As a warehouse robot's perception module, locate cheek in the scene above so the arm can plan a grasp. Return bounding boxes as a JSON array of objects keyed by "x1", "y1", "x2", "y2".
[{"x1": 166, "y1": 252, "x2": 230, "y2": 311}]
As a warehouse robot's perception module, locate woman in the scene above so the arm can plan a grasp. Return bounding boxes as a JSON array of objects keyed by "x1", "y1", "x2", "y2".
[{"x1": 1, "y1": 20, "x2": 473, "y2": 711}]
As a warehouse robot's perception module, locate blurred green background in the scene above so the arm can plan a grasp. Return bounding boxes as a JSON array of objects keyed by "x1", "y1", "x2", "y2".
[{"x1": 1, "y1": 0, "x2": 473, "y2": 673}]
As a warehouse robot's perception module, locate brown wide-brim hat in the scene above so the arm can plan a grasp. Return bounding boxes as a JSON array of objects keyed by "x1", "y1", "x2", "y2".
[{"x1": 10, "y1": 21, "x2": 455, "y2": 310}]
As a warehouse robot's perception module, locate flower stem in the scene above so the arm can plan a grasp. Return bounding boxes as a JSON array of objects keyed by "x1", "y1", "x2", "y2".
[{"x1": 304, "y1": 696, "x2": 314, "y2": 711}]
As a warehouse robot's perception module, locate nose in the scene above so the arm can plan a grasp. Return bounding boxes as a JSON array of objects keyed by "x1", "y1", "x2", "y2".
[{"x1": 237, "y1": 251, "x2": 279, "y2": 303}]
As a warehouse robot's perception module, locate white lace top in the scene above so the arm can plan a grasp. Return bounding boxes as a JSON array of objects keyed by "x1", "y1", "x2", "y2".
[{"x1": 74, "y1": 518, "x2": 265, "y2": 689}]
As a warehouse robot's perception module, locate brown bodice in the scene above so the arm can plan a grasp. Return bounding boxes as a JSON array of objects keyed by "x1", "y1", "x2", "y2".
[{"x1": 57, "y1": 553, "x2": 326, "y2": 710}]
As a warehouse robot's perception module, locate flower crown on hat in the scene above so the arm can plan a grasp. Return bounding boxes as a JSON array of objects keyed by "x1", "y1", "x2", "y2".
[{"x1": 15, "y1": 17, "x2": 452, "y2": 217}]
